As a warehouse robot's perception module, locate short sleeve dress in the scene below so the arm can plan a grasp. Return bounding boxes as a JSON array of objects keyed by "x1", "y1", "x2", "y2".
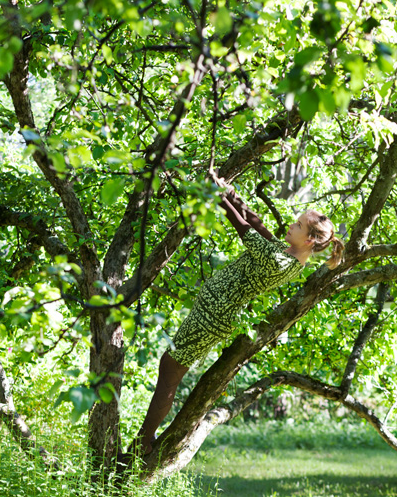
[{"x1": 168, "y1": 228, "x2": 303, "y2": 367}]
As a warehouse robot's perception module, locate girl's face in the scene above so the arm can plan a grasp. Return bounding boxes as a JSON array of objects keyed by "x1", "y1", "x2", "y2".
[{"x1": 285, "y1": 213, "x2": 314, "y2": 248}]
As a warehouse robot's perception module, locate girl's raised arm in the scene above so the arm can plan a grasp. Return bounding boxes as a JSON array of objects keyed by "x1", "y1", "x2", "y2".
[
  {"x1": 219, "y1": 195, "x2": 251, "y2": 239},
  {"x1": 225, "y1": 188, "x2": 273, "y2": 241}
]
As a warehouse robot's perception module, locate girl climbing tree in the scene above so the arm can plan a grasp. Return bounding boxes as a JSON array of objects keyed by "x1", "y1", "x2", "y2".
[{"x1": 117, "y1": 176, "x2": 344, "y2": 470}]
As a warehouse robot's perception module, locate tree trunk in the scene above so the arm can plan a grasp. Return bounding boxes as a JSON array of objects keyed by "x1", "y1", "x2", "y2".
[{"x1": 88, "y1": 314, "x2": 124, "y2": 469}]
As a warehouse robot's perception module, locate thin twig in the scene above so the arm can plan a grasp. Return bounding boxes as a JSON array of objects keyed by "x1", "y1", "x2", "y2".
[{"x1": 208, "y1": 66, "x2": 219, "y2": 177}]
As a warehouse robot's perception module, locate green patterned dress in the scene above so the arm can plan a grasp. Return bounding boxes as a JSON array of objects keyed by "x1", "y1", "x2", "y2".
[{"x1": 168, "y1": 228, "x2": 303, "y2": 367}]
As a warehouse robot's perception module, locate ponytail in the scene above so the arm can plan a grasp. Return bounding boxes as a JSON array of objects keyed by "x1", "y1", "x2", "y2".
[
  {"x1": 325, "y1": 237, "x2": 345, "y2": 270},
  {"x1": 306, "y1": 210, "x2": 345, "y2": 269}
]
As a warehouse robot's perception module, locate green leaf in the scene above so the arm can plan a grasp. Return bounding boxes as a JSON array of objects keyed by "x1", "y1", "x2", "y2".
[
  {"x1": 318, "y1": 90, "x2": 336, "y2": 115},
  {"x1": 68, "y1": 386, "x2": 98, "y2": 413},
  {"x1": 64, "y1": 4, "x2": 83, "y2": 31},
  {"x1": 210, "y1": 41, "x2": 229, "y2": 57},
  {"x1": 122, "y1": 317, "x2": 136, "y2": 339},
  {"x1": 152, "y1": 175, "x2": 161, "y2": 192},
  {"x1": 100, "y1": 178, "x2": 125, "y2": 205},
  {"x1": 211, "y1": 7, "x2": 233, "y2": 34},
  {"x1": 334, "y1": 87, "x2": 351, "y2": 112},
  {"x1": 299, "y1": 91, "x2": 319, "y2": 121},
  {"x1": 294, "y1": 47, "x2": 322, "y2": 67},
  {"x1": 379, "y1": 80, "x2": 394, "y2": 98},
  {"x1": 8, "y1": 37, "x2": 23, "y2": 55},
  {"x1": 233, "y1": 114, "x2": 247, "y2": 134},
  {"x1": 50, "y1": 152, "x2": 67, "y2": 173},
  {"x1": 103, "y1": 149, "x2": 129, "y2": 165},
  {"x1": 93, "y1": 146, "x2": 104, "y2": 160},
  {"x1": 93, "y1": 281, "x2": 117, "y2": 298},
  {"x1": 362, "y1": 16, "x2": 380, "y2": 34},
  {"x1": 67, "y1": 146, "x2": 92, "y2": 167},
  {"x1": 0, "y1": 48, "x2": 13, "y2": 78},
  {"x1": 135, "y1": 179, "x2": 144, "y2": 193},
  {"x1": 133, "y1": 158, "x2": 146, "y2": 169},
  {"x1": 196, "y1": 224, "x2": 211, "y2": 238},
  {"x1": 345, "y1": 57, "x2": 366, "y2": 92},
  {"x1": 102, "y1": 45, "x2": 113, "y2": 65},
  {"x1": 65, "y1": 368, "x2": 81, "y2": 378},
  {"x1": 47, "y1": 380, "x2": 64, "y2": 399},
  {"x1": 54, "y1": 391, "x2": 68, "y2": 410},
  {"x1": 88, "y1": 295, "x2": 110, "y2": 306},
  {"x1": 98, "y1": 386, "x2": 113, "y2": 403}
]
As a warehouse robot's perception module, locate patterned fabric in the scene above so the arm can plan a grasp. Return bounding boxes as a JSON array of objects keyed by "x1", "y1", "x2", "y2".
[{"x1": 168, "y1": 228, "x2": 303, "y2": 367}]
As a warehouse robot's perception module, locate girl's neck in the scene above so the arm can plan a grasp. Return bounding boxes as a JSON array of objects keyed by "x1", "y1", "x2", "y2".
[{"x1": 285, "y1": 245, "x2": 311, "y2": 266}]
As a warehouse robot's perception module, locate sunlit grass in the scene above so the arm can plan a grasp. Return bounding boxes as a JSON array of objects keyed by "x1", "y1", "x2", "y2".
[
  {"x1": 0, "y1": 424, "x2": 215, "y2": 497},
  {"x1": 191, "y1": 419, "x2": 397, "y2": 497},
  {"x1": 3, "y1": 416, "x2": 397, "y2": 496}
]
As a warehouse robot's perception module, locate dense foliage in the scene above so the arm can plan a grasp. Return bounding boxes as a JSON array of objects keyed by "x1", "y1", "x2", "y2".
[{"x1": 1, "y1": 0, "x2": 397, "y2": 482}]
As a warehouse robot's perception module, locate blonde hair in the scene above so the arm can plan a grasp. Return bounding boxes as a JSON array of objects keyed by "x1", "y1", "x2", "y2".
[{"x1": 305, "y1": 210, "x2": 344, "y2": 269}]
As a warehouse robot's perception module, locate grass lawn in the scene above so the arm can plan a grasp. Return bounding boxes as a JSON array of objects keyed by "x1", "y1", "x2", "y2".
[
  {"x1": 2, "y1": 417, "x2": 397, "y2": 496},
  {"x1": 189, "y1": 420, "x2": 397, "y2": 497}
]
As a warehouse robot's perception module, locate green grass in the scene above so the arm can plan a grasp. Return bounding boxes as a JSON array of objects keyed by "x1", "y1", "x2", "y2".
[
  {"x1": 0, "y1": 425, "x2": 215, "y2": 497},
  {"x1": 190, "y1": 419, "x2": 397, "y2": 497},
  {"x1": 2, "y1": 418, "x2": 397, "y2": 496}
]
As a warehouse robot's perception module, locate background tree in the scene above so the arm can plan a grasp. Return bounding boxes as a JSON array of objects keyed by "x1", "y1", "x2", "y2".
[{"x1": 1, "y1": 0, "x2": 397, "y2": 482}]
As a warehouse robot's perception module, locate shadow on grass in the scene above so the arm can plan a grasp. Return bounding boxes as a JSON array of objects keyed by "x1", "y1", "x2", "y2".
[{"x1": 197, "y1": 473, "x2": 397, "y2": 497}]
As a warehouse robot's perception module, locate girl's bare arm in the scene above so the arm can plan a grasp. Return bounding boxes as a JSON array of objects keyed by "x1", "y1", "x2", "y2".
[{"x1": 225, "y1": 188, "x2": 273, "y2": 241}]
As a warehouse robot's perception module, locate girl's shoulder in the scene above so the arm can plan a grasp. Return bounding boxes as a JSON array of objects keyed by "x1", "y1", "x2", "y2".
[
  {"x1": 270, "y1": 234, "x2": 288, "y2": 251},
  {"x1": 243, "y1": 229, "x2": 288, "y2": 259}
]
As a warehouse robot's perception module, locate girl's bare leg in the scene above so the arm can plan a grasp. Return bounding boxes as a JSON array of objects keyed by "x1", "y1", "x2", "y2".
[{"x1": 118, "y1": 350, "x2": 189, "y2": 469}]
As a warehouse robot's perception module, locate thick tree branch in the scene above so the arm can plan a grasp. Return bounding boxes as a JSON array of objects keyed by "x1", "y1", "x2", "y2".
[
  {"x1": 145, "y1": 367, "x2": 397, "y2": 480},
  {"x1": 340, "y1": 282, "x2": 388, "y2": 396},
  {"x1": 346, "y1": 139, "x2": 397, "y2": 255},
  {"x1": 102, "y1": 190, "x2": 146, "y2": 288},
  {"x1": 270, "y1": 373, "x2": 397, "y2": 451},
  {"x1": 119, "y1": 222, "x2": 189, "y2": 307},
  {"x1": 361, "y1": 243, "x2": 397, "y2": 260},
  {"x1": 0, "y1": 205, "x2": 73, "y2": 259},
  {"x1": 2, "y1": 3, "x2": 101, "y2": 296},
  {"x1": 218, "y1": 109, "x2": 302, "y2": 181},
  {"x1": 319, "y1": 264, "x2": 397, "y2": 299},
  {"x1": 142, "y1": 260, "x2": 397, "y2": 476},
  {"x1": 0, "y1": 205, "x2": 83, "y2": 285}
]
